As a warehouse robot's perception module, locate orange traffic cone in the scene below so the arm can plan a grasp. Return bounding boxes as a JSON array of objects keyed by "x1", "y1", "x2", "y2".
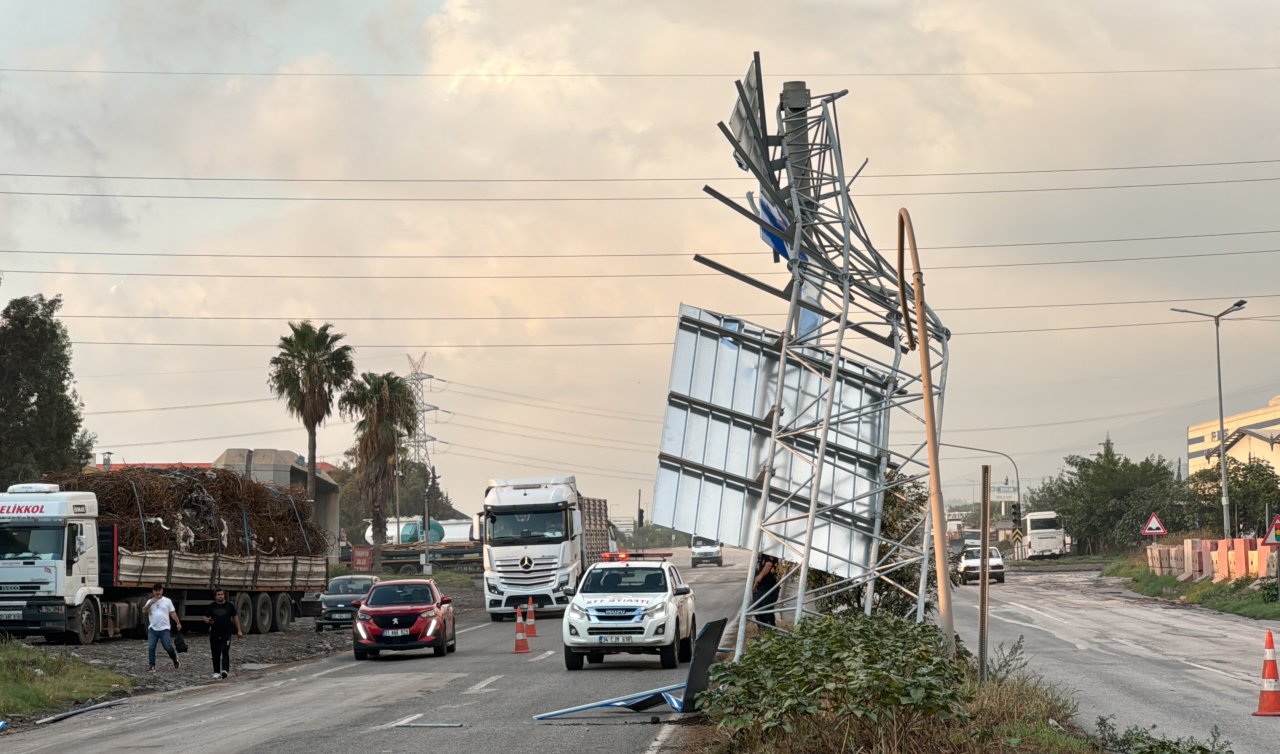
[
  {"x1": 512, "y1": 606, "x2": 531, "y2": 654},
  {"x1": 525, "y1": 597, "x2": 539, "y2": 638},
  {"x1": 1254, "y1": 629, "x2": 1280, "y2": 716}
]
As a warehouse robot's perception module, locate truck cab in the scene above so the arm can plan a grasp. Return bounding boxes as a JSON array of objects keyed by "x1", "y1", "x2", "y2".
[
  {"x1": 0, "y1": 484, "x2": 105, "y2": 645},
  {"x1": 479, "y1": 476, "x2": 609, "y2": 621}
]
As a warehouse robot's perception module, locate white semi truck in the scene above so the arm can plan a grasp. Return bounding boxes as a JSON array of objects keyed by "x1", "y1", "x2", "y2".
[
  {"x1": 478, "y1": 476, "x2": 614, "y2": 622},
  {"x1": 0, "y1": 483, "x2": 326, "y2": 644}
]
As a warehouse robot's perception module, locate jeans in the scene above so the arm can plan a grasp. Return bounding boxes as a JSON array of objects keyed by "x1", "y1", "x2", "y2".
[
  {"x1": 210, "y1": 633, "x2": 232, "y2": 673},
  {"x1": 147, "y1": 627, "x2": 176, "y2": 667},
  {"x1": 753, "y1": 584, "x2": 778, "y2": 627}
]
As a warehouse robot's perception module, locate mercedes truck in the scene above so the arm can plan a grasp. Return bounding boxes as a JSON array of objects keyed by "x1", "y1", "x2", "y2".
[{"x1": 478, "y1": 476, "x2": 613, "y2": 621}]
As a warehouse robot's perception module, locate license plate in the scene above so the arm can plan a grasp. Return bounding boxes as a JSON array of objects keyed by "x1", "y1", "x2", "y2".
[
  {"x1": 598, "y1": 636, "x2": 633, "y2": 644},
  {"x1": 383, "y1": 628, "x2": 410, "y2": 637},
  {"x1": 331, "y1": 613, "x2": 351, "y2": 620},
  {"x1": 0, "y1": 611, "x2": 20, "y2": 621}
]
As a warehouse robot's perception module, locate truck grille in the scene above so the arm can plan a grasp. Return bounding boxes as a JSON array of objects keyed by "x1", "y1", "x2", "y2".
[
  {"x1": 0, "y1": 583, "x2": 42, "y2": 595},
  {"x1": 587, "y1": 626, "x2": 645, "y2": 636},
  {"x1": 589, "y1": 607, "x2": 644, "y2": 622},
  {"x1": 494, "y1": 556, "x2": 559, "y2": 588}
]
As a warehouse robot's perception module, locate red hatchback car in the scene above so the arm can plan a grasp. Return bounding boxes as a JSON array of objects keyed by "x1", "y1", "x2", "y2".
[{"x1": 351, "y1": 579, "x2": 457, "y2": 661}]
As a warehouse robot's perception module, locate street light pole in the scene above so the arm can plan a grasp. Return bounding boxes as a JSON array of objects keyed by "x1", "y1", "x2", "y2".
[
  {"x1": 1171, "y1": 299, "x2": 1247, "y2": 538},
  {"x1": 939, "y1": 443, "x2": 1020, "y2": 516}
]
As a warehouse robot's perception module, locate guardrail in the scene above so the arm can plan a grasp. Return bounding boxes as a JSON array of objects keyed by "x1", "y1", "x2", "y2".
[{"x1": 1145, "y1": 538, "x2": 1278, "y2": 582}]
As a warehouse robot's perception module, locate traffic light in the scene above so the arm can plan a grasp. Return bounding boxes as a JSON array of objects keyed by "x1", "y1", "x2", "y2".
[
  {"x1": 637, "y1": 508, "x2": 645, "y2": 528},
  {"x1": 1011, "y1": 503, "x2": 1022, "y2": 528}
]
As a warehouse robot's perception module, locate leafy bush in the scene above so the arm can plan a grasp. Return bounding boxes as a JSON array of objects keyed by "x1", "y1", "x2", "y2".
[
  {"x1": 1094, "y1": 717, "x2": 1233, "y2": 754},
  {"x1": 701, "y1": 614, "x2": 968, "y2": 751}
]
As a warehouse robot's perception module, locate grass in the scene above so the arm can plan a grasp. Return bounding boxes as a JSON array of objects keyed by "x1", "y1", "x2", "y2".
[
  {"x1": 431, "y1": 569, "x2": 477, "y2": 589},
  {"x1": 1105, "y1": 554, "x2": 1280, "y2": 620},
  {"x1": 0, "y1": 639, "x2": 131, "y2": 718}
]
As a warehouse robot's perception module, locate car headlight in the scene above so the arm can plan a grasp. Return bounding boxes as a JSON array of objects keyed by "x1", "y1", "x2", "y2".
[
  {"x1": 419, "y1": 609, "x2": 437, "y2": 619},
  {"x1": 644, "y1": 603, "x2": 667, "y2": 620},
  {"x1": 568, "y1": 603, "x2": 588, "y2": 620},
  {"x1": 486, "y1": 580, "x2": 501, "y2": 595},
  {"x1": 356, "y1": 611, "x2": 372, "y2": 621}
]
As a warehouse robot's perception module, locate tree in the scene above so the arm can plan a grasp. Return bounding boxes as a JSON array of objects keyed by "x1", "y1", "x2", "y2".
[
  {"x1": 267, "y1": 321, "x2": 355, "y2": 504},
  {"x1": 1027, "y1": 438, "x2": 1193, "y2": 554},
  {"x1": 339, "y1": 372, "x2": 417, "y2": 560},
  {"x1": 1188, "y1": 457, "x2": 1280, "y2": 536},
  {"x1": 0, "y1": 292, "x2": 94, "y2": 486}
]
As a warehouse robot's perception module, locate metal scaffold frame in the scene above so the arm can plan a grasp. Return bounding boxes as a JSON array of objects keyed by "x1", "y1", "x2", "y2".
[{"x1": 653, "y1": 54, "x2": 951, "y2": 657}]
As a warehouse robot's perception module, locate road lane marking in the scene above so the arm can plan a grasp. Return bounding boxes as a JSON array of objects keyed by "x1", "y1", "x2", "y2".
[
  {"x1": 457, "y1": 623, "x2": 492, "y2": 635},
  {"x1": 1002, "y1": 600, "x2": 1080, "y2": 627},
  {"x1": 375, "y1": 713, "x2": 422, "y2": 730},
  {"x1": 308, "y1": 665, "x2": 345, "y2": 679},
  {"x1": 463, "y1": 675, "x2": 503, "y2": 694},
  {"x1": 529, "y1": 650, "x2": 555, "y2": 662},
  {"x1": 645, "y1": 723, "x2": 676, "y2": 753}
]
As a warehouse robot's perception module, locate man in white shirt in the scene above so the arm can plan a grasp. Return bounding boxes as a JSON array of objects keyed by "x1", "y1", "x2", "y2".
[{"x1": 142, "y1": 583, "x2": 183, "y2": 672}]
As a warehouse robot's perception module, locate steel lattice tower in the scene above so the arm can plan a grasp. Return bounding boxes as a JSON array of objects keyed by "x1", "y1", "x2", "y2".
[{"x1": 405, "y1": 353, "x2": 439, "y2": 471}]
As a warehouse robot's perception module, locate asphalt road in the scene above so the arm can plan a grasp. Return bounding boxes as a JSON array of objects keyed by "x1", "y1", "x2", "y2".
[
  {"x1": 953, "y1": 571, "x2": 1279, "y2": 754},
  {"x1": 6, "y1": 548, "x2": 747, "y2": 754}
]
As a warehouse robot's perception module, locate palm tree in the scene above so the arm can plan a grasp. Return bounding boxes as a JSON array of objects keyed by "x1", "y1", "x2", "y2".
[
  {"x1": 267, "y1": 321, "x2": 356, "y2": 502},
  {"x1": 340, "y1": 372, "x2": 418, "y2": 556}
]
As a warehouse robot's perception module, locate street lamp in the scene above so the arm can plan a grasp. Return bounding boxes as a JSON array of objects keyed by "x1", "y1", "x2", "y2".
[{"x1": 1171, "y1": 299, "x2": 1247, "y2": 537}]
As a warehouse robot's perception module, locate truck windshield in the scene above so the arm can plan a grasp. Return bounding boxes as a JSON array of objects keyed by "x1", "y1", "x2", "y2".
[
  {"x1": 0, "y1": 526, "x2": 64, "y2": 560},
  {"x1": 487, "y1": 510, "x2": 568, "y2": 545}
]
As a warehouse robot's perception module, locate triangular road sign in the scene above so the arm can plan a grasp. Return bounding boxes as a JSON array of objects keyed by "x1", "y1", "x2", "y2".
[
  {"x1": 1263, "y1": 515, "x2": 1280, "y2": 546},
  {"x1": 1142, "y1": 513, "x2": 1166, "y2": 536}
]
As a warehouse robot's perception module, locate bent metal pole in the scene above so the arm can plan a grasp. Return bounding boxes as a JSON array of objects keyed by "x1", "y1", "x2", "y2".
[{"x1": 896, "y1": 207, "x2": 954, "y2": 652}]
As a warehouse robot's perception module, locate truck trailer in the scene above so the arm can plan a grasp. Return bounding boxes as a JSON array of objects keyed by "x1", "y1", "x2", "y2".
[
  {"x1": 0, "y1": 483, "x2": 326, "y2": 645},
  {"x1": 477, "y1": 475, "x2": 614, "y2": 621}
]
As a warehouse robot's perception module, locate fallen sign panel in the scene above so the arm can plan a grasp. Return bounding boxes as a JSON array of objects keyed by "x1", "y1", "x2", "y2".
[{"x1": 651, "y1": 305, "x2": 891, "y2": 579}]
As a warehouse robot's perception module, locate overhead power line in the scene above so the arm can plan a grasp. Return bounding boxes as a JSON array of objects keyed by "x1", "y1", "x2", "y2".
[
  {"x1": 6, "y1": 227, "x2": 1280, "y2": 263},
  {"x1": 6, "y1": 157, "x2": 1280, "y2": 183},
  {"x1": 4, "y1": 174, "x2": 1280, "y2": 202},
  {"x1": 436, "y1": 378, "x2": 658, "y2": 421},
  {"x1": 85, "y1": 397, "x2": 276, "y2": 415},
  {"x1": 51, "y1": 292, "x2": 1280, "y2": 322},
  {"x1": 3, "y1": 65, "x2": 1278, "y2": 78},
  {"x1": 10, "y1": 245, "x2": 1280, "y2": 282}
]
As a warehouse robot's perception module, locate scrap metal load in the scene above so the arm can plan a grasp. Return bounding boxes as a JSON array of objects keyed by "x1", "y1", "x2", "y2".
[{"x1": 41, "y1": 467, "x2": 332, "y2": 557}]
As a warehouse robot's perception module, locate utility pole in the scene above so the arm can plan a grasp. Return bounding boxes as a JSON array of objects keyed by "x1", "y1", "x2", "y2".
[{"x1": 978, "y1": 464, "x2": 992, "y2": 682}]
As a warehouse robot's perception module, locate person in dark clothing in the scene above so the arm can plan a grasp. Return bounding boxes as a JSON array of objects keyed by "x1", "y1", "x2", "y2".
[
  {"x1": 204, "y1": 589, "x2": 243, "y2": 680},
  {"x1": 752, "y1": 553, "x2": 780, "y2": 627}
]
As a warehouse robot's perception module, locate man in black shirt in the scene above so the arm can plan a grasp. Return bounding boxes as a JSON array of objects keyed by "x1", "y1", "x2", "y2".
[
  {"x1": 204, "y1": 589, "x2": 243, "y2": 680},
  {"x1": 752, "y1": 553, "x2": 780, "y2": 627}
]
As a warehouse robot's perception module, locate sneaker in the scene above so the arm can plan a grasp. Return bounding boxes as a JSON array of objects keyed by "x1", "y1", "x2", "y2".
[
  {"x1": 173, "y1": 657, "x2": 180, "y2": 669},
  {"x1": 220, "y1": 671, "x2": 228, "y2": 680},
  {"x1": 212, "y1": 673, "x2": 221, "y2": 680},
  {"x1": 148, "y1": 666, "x2": 156, "y2": 673}
]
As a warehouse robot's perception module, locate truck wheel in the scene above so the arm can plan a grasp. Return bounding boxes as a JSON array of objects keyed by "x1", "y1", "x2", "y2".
[
  {"x1": 678, "y1": 617, "x2": 695, "y2": 663},
  {"x1": 234, "y1": 593, "x2": 254, "y2": 633},
  {"x1": 398, "y1": 565, "x2": 419, "y2": 576},
  {"x1": 659, "y1": 638, "x2": 678, "y2": 669},
  {"x1": 250, "y1": 593, "x2": 273, "y2": 635},
  {"x1": 69, "y1": 599, "x2": 99, "y2": 646},
  {"x1": 270, "y1": 594, "x2": 293, "y2": 632},
  {"x1": 564, "y1": 646, "x2": 584, "y2": 671}
]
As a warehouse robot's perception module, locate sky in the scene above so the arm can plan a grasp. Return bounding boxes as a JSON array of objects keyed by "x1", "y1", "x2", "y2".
[{"x1": 2, "y1": 0, "x2": 1279, "y2": 521}]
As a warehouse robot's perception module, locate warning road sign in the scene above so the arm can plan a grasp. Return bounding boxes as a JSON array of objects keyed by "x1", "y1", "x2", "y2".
[
  {"x1": 1142, "y1": 513, "x2": 1166, "y2": 536},
  {"x1": 1263, "y1": 515, "x2": 1280, "y2": 547},
  {"x1": 1010, "y1": 528, "x2": 1023, "y2": 544}
]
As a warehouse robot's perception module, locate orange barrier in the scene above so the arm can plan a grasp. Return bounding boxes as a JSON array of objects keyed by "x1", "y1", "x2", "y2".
[
  {"x1": 513, "y1": 606, "x2": 531, "y2": 654},
  {"x1": 1255, "y1": 629, "x2": 1280, "y2": 716},
  {"x1": 525, "y1": 597, "x2": 539, "y2": 638}
]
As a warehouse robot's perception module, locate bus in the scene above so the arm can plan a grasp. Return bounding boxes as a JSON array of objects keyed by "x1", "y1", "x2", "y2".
[{"x1": 1024, "y1": 511, "x2": 1066, "y2": 559}]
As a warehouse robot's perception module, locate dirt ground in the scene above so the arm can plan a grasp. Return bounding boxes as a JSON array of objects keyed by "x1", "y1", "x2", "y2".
[{"x1": 3, "y1": 584, "x2": 485, "y2": 732}]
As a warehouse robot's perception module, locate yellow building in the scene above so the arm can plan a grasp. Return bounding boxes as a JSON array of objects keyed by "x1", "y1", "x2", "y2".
[{"x1": 1188, "y1": 396, "x2": 1280, "y2": 474}]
